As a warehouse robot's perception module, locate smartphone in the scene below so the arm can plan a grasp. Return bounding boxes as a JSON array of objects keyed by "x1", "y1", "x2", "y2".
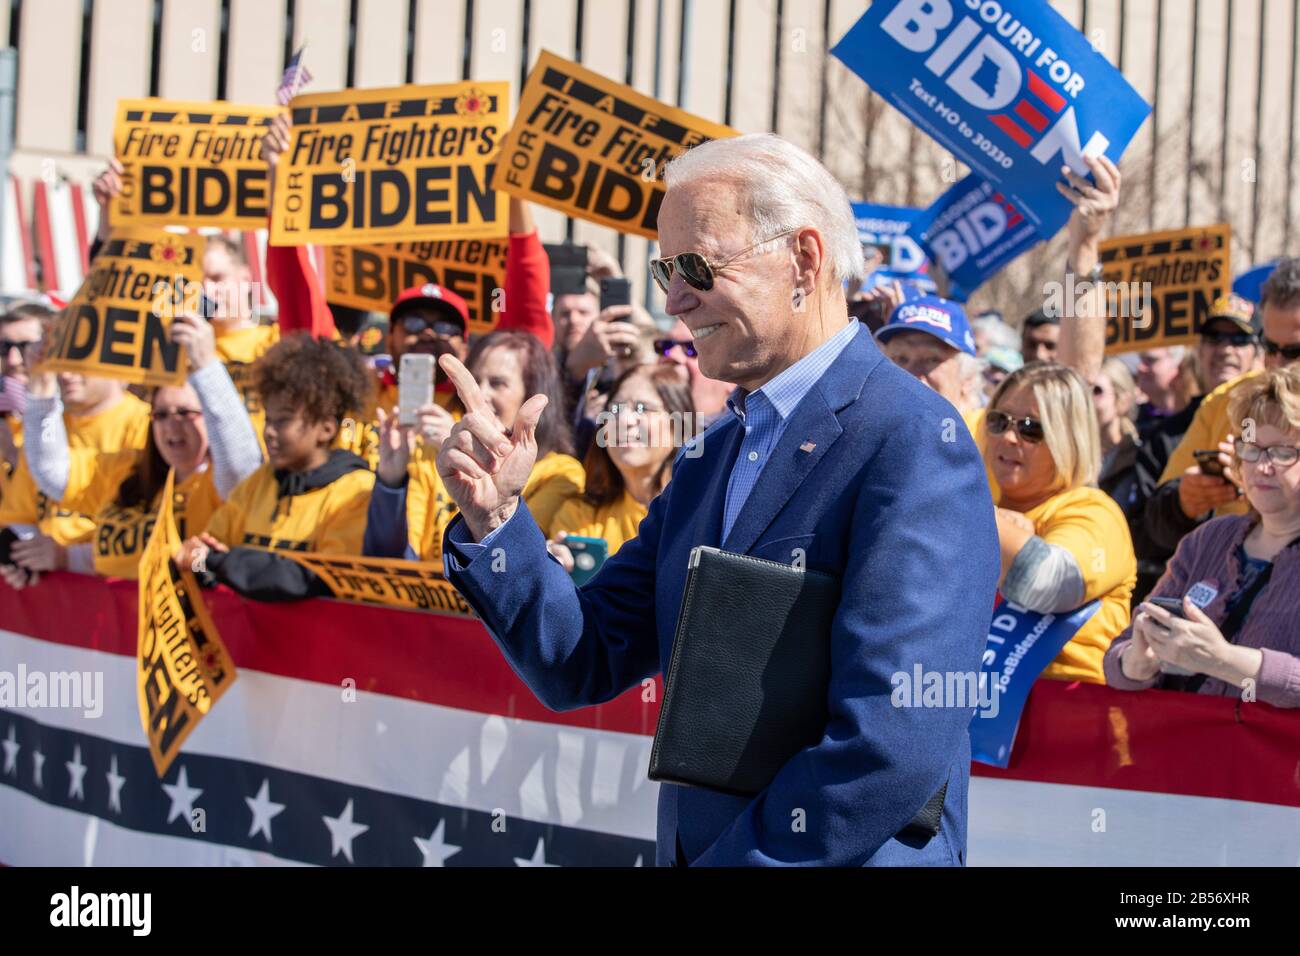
[
  {"x1": 565, "y1": 535, "x2": 609, "y2": 586},
  {"x1": 1148, "y1": 596, "x2": 1187, "y2": 619},
  {"x1": 1146, "y1": 596, "x2": 1194, "y2": 676},
  {"x1": 398, "y1": 353, "x2": 436, "y2": 427},
  {"x1": 545, "y1": 243, "x2": 589, "y2": 297},
  {"x1": 599, "y1": 277, "x2": 632, "y2": 314},
  {"x1": 1193, "y1": 449, "x2": 1226, "y2": 478}
]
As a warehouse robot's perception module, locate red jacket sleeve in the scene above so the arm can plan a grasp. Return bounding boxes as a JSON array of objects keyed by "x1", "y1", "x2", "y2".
[
  {"x1": 498, "y1": 229, "x2": 553, "y2": 349},
  {"x1": 267, "y1": 243, "x2": 337, "y2": 340}
]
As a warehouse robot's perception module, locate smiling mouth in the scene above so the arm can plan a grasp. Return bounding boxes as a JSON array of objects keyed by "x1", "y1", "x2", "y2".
[{"x1": 691, "y1": 323, "x2": 722, "y2": 342}]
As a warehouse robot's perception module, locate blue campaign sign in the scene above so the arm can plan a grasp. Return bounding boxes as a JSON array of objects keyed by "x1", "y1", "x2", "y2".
[
  {"x1": 907, "y1": 173, "x2": 1042, "y2": 300},
  {"x1": 832, "y1": 0, "x2": 1151, "y2": 238},
  {"x1": 852, "y1": 201, "x2": 939, "y2": 292},
  {"x1": 969, "y1": 596, "x2": 1100, "y2": 768},
  {"x1": 1233, "y1": 260, "x2": 1279, "y2": 305}
]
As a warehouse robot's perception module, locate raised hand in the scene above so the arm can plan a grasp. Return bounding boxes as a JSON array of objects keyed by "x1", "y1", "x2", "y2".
[
  {"x1": 435, "y1": 354, "x2": 548, "y2": 541},
  {"x1": 92, "y1": 158, "x2": 125, "y2": 241},
  {"x1": 375, "y1": 406, "x2": 417, "y2": 487}
]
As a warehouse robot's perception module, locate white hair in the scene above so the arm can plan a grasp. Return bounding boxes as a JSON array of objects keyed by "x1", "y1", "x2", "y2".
[
  {"x1": 662, "y1": 133, "x2": 866, "y2": 285},
  {"x1": 957, "y1": 351, "x2": 986, "y2": 385},
  {"x1": 971, "y1": 315, "x2": 1020, "y2": 353}
]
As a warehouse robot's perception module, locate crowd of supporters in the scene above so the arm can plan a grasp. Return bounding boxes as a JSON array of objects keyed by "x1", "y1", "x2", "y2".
[{"x1": 1, "y1": 137, "x2": 1297, "y2": 710}]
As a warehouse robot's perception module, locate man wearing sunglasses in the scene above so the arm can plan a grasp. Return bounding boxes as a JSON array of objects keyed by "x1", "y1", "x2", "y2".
[
  {"x1": 0, "y1": 303, "x2": 51, "y2": 471},
  {"x1": 1145, "y1": 260, "x2": 1300, "y2": 561},
  {"x1": 435, "y1": 133, "x2": 999, "y2": 868}
]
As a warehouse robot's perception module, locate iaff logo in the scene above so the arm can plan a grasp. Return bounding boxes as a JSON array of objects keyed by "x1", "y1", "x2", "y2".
[{"x1": 881, "y1": 0, "x2": 1107, "y2": 169}]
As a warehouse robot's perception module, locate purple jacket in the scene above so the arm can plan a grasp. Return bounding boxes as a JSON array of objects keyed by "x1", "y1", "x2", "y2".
[{"x1": 1104, "y1": 514, "x2": 1300, "y2": 707}]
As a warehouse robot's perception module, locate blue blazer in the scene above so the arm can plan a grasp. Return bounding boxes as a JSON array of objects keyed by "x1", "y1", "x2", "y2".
[{"x1": 444, "y1": 329, "x2": 1000, "y2": 866}]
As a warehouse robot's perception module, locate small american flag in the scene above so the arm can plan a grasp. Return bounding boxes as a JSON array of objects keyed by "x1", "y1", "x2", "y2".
[
  {"x1": 0, "y1": 375, "x2": 26, "y2": 417},
  {"x1": 277, "y1": 45, "x2": 313, "y2": 106}
]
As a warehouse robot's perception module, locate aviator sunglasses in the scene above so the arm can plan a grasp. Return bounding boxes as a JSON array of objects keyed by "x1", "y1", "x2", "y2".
[{"x1": 649, "y1": 229, "x2": 797, "y2": 293}]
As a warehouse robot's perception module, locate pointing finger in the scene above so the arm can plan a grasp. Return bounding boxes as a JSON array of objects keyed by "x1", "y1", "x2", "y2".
[{"x1": 438, "y1": 354, "x2": 489, "y2": 415}]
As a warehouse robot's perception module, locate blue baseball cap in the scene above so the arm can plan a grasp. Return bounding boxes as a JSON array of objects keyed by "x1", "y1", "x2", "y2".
[{"x1": 874, "y1": 295, "x2": 977, "y2": 356}]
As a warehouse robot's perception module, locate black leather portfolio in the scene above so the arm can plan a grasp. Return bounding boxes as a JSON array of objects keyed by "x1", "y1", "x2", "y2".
[{"x1": 649, "y1": 545, "x2": 946, "y2": 840}]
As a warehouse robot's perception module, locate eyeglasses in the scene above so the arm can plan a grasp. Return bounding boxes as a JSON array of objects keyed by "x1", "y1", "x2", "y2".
[
  {"x1": 0, "y1": 339, "x2": 37, "y2": 357},
  {"x1": 1201, "y1": 330, "x2": 1257, "y2": 347},
  {"x1": 1234, "y1": 439, "x2": 1300, "y2": 466},
  {"x1": 1262, "y1": 336, "x2": 1300, "y2": 362},
  {"x1": 985, "y1": 409, "x2": 1046, "y2": 443},
  {"x1": 649, "y1": 229, "x2": 797, "y2": 293},
  {"x1": 151, "y1": 408, "x2": 203, "y2": 423},
  {"x1": 400, "y1": 315, "x2": 463, "y2": 338},
  {"x1": 653, "y1": 338, "x2": 697, "y2": 358},
  {"x1": 608, "y1": 400, "x2": 664, "y2": 417}
]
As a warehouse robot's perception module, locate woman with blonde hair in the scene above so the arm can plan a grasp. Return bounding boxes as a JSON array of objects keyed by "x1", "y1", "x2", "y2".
[
  {"x1": 1105, "y1": 367, "x2": 1300, "y2": 706},
  {"x1": 1095, "y1": 356, "x2": 1143, "y2": 519},
  {"x1": 984, "y1": 362, "x2": 1137, "y2": 682}
]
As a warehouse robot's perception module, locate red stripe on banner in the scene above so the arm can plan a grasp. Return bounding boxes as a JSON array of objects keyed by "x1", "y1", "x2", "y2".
[
  {"x1": 0, "y1": 573, "x2": 661, "y2": 737},
  {"x1": 973, "y1": 679, "x2": 1300, "y2": 808},
  {"x1": 3, "y1": 575, "x2": 1298, "y2": 807},
  {"x1": 31, "y1": 179, "x2": 58, "y2": 293},
  {"x1": 1013, "y1": 99, "x2": 1049, "y2": 132},
  {"x1": 988, "y1": 114, "x2": 1033, "y2": 148},
  {"x1": 69, "y1": 183, "x2": 90, "y2": 272},
  {"x1": 1027, "y1": 70, "x2": 1066, "y2": 112},
  {"x1": 10, "y1": 176, "x2": 38, "y2": 290}
]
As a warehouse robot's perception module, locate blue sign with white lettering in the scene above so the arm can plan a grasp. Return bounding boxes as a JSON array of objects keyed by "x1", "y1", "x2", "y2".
[
  {"x1": 852, "y1": 202, "x2": 937, "y2": 292},
  {"x1": 907, "y1": 174, "x2": 1042, "y2": 300},
  {"x1": 969, "y1": 596, "x2": 1100, "y2": 768},
  {"x1": 832, "y1": 0, "x2": 1151, "y2": 238}
]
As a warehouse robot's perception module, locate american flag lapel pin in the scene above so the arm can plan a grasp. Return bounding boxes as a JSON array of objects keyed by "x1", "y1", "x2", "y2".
[{"x1": 799, "y1": 441, "x2": 817, "y2": 453}]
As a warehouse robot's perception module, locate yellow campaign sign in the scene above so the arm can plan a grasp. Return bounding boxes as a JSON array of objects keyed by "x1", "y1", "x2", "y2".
[
  {"x1": 114, "y1": 98, "x2": 282, "y2": 230},
  {"x1": 41, "y1": 228, "x2": 204, "y2": 388},
  {"x1": 1101, "y1": 224, "x2": 1232, "y2": 355},
  {"x1": 283, "y1": 552, "x2": 475, "y2": 616},
  {"x1": 137, "y1": 470, "x2": 236, "y2": 777},
  {"x1": 325, "y1": 238, "x2": 507, "y2": 335},
  {"x1": 494, "y1": 50, "x2": 738, "y2": 238},
  {"x1": 270, "y1": 82, "x2": 509, "y2": 246}
]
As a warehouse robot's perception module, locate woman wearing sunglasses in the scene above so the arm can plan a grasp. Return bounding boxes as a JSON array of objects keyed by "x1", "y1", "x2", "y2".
[
  {"x1": 1105, "y1": 368, "x2": 1300, "y2": 706},
  {"x1": 984, "y1": 363, "x2": 1138, "y2": 683},
  {"x1": 545, "y1": 364, "x2": 695, "y2": 570},
  {"x1": 4, "y1": 314, "x2": 262, "y2": 586}
]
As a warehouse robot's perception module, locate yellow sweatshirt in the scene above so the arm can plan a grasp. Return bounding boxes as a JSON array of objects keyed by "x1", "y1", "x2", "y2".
[
  {"x1": 547, "y1": 489, "x2": 647, "y2": 556},
  {"x1": 1024, "y1": 485, "x2": 1137, "y2": 684},
  {"x1": 1158, "y1": 369, "x2": 1261, "y2": 517},
  {"x1": 58, "y1": 448, "x2": 221, "y2": 579},
  {"x1": 0, "y1": 393, "x2": 151, "y2": 545},
  {"x1": 216, "y1": 323, "x2": 280, "y2": 418},
  {"x1": 202, "y1": 449, "x2": 374, "y2": 600}
]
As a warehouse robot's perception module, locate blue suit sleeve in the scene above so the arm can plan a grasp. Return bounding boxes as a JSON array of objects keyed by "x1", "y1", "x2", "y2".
[
  {"x1": 363, "y1": 479, "x2": 410, "y2": 558},
  {"x1": 690, "y1": 419, "x2": 1000, "y2": 866},
  {"x1": 440, "y1": 496, "x2": 664, "y2": 712}
]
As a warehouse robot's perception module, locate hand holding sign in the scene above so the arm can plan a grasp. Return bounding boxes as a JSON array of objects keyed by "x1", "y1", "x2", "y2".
[
  {"x1": 1058, "y1": 154, "x2": 1120, "y2": 268},
  {"x1": 92, "y1": 159, "x2": 125, "y2": 242},
  {"x1": 435, "y1": 354, "x2": 548, "y2": 541}
]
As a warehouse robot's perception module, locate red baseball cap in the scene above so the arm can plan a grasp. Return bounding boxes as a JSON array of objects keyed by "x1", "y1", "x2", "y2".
[{"x1": 390, "y1": 283, "x2": 470, "y2": 338}]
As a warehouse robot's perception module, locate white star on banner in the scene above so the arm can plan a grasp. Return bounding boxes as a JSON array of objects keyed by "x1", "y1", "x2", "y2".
[
  {"x1": 106, "y1": 754, "x2": 126, "y2": 814},
  {"x1": 245, "y1": 779, "x2": 286, "y2": 842},
  {"x1": 161, "y1": 765, "x2": 203, "y2": 824},
  {"x1": 32, "y1": 747, "x2": 44, "y2": 788},
  {"x1": 323, "y1": 799, "x2": 369, "y2": 863},
  {"x1": 65, "y1": 744, "x2": 87, "y2": 800},
  {"x1": 413, "y1": 819, "x2": 462, "y2": 867},
  {"x1": 514, "y1": 837, "x2": 558, "y2": 867},
  {"x1": 1, "y1": 724, "x2": 17, "y2": 776}
]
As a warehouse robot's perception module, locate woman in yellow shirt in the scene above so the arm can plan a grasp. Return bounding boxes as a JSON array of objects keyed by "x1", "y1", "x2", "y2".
[
  {"x1": 546, "y1": 364, "x2": 696, "y2": 568},
  {"x1": 16, "y1": 315, "x2": 263, "y2": 581},
  {"x1": 985, "y1": 363, "x2": 1137, "y2": 683},
  {"x1": 366, "y1": 330, "x2": 582, "y2": 560}
]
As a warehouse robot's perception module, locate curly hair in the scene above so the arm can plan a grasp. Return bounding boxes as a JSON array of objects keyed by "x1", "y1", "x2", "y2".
[{"x1": 253, "y1": 332, "x2": 374, "y2": 424}]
